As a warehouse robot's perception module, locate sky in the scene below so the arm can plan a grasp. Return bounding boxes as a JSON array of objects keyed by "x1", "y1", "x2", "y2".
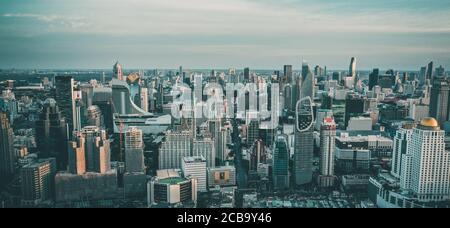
[{"x1": 0, "y1": 0, "x2": 450, "y2": 70}]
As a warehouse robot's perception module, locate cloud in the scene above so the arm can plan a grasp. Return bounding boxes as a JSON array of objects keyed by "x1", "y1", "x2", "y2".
[{"x1": 3, "y1": 13, "x2": 89, "y2": 30}]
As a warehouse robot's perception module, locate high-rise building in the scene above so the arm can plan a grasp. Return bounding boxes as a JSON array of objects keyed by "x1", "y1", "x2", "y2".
[
  {"x1": 182, "y1": 156, "x2": 207, "y2": 192},
  {"x1": 294, "y1": 97, "x2": 314, "y2": 185},
  {"x1": 113, "y1": 61, "x2": 124, "y2": 81},
  {"x1": 193, "y1": 138, "x2": 215, "y2": 168},
  {"x1": 300, "y1": 62, "x2": 314, "y2": 100},
  {"x1": 158, "y1": 131, "x2": 191, "y2": 170},
  {"x1": 369, "y1": 68, "x2": 380, "y2": 90},
  {"x1": 86, "y1": 105, "x2": 103, "y2": 128},
  {"x1": 409, "y1": 118, "x2": 450, "y2": 202},
  {"x1": 246, "y1": 119, "x2": 260, "y2": 146},
  {"x1": 344, "y1": 93, "x2": 365, "y2": 128},
  {"x1": 349, "y1": 57, "x2": 357, "y2": 78},
  {"x1": 68, "y1": 126, "x2": 110, "y2": 175},
  {"x1": 272, "y1": 134, "x2": 290, "y2": 190},
  {"x1": 140, "y1": 87, "x2": 149, "y2": 112},
  {"x1": 0, "y1": 111, "x2": 15, "y2": 185},
  {"x1": 20, "y1": 158, "x2": 56, "y2": 206},
  {"x1": 283, "y1": 65, "x2": 293, "y2": 84},
  {"x1": 55, "y1": 75, "x2": 75, "y2": 133},
  {"x1": 35, "y1": 99, "x2": 69, "y2": 171},
  {"x1": 426, "y1": 61, "x2": 434, "y2": 81},
  {"x1": 244, "y1": 67, "x2": 250, "y2": 82},
  {"x1": 391, "y1": 123, "x2": 415, "y2": 179},
  {"x1": 430, "y1": 80, "x2": 450, "y2": 127},
  {"x1": 216, "y1": 127, "x2": 231, "y2": 165},
  {"x1": 125, "y1": 127, "x2": 145, "y2": 173},
  {"x1": 318, "y1": 117, "x2": 337, "y2": 187}
]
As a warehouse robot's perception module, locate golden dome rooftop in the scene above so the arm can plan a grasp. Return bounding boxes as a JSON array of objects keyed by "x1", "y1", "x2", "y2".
[
  {"x1": 418, "y1": 117, "x2": 440, "y2": 130},
  {"x1": 420, "y1": 117, "x2": 439, "y2": 128}
]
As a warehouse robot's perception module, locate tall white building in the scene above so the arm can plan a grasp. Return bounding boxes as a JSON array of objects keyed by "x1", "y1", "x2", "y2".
[
  {"x1": 125, "y1": 127, "x2": 145, "y2": 173},
  {"x1": 391, "y1": 123, "x2": 415, "y2": 179},
  {"x1": 140, "y1": 87, "x2": 149, "y2": 112},
  {"x1": 318, "y1": 117, "x2": 336, "y2": 187},
  {"x1": 193, "y1": 138, "x2": 215, "y2": 168},
  {"x1": 409, "y1": 118, "x2": 450, "y2": 202},
  {"x1": 158, "y1": 131, "x2": 191, "y2": 170},
  {"x1": 182, "y1": 156, "x2": 207, "y2": 192}
]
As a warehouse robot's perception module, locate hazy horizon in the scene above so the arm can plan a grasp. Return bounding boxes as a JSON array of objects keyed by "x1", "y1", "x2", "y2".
[{"x1": 1, "y1": 0, "x2": 450, "y2": 70}]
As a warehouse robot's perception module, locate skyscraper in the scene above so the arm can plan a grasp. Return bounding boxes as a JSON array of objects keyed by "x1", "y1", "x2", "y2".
[
  {"x1": 391, "y1": 123, "x2": 415, "y2": 179},
  {"x1": 300, "y1": 62, "x2": 314, "y2": 100},
  {"x1": 20, "y1": 158, "x2": 56, "y2": 206},
  {"x1": 158, "y1": 131, "x2": 191, "y2": 170},
  {"x1": 294, "y1": 97, "x2": 314, "y2": 185},
  {"x1": 369, "y1": 68, "x2": 380, "y2": 90},
  {"x1": 35, "y1": 99, "x2": 69, "y2": 171},
  {"x1": 182, "y1": 156, "x2": 207, "y2": 192},
  {"x1": 0, "y1": 111, "x2": 14, "y2": 185},
  {"x1": 68, "y1": 126, "x2": 110, "y2": 175},
  {"x1": 193, "y1": 138, "x2": 215, "y2": 168},
  {"x1": 55, "y1": 75, "x2": 75, "y2": 133},
  {"x1": 318, "y1": 117, "x2": 336, "y2": 188},
  {"x1": 283, "y1": 65, "x2": 293, "y2": 84},
  {"x1": 349, "y1": 57, "x2": 357, "y2": 79},
  {"x1": 430, "y1": 80, "x2": 450, "y2": 127},
  {"x1": 246, "y1": 119, "x2": 260, "y2": 146},
  {"x1": 344, "y1": 93, "x2": 366, "y2": 128},
  {"x1": 125, "y1": 127, "x2": 145, "y2": 173},
  {"x1": 409, "y1": 118, "x2": 450, "y2": 202},
  {"x1": 426, "y1": 61, "x2": 434, "y2": 82},
  {"x1": 113, "y1": 61, "x2": 124, "y2": 81},
  {"x1": 272, "y1": 134, "x2": 290, "y2": 190},
  {"x1": 244, "y1": 67, "x2": 250, "y2": 82},
  {"x1": 86, "y1": 105, "x2": 103, "y2": 128}
]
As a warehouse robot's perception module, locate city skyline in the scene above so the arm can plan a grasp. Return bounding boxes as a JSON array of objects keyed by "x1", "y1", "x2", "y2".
[{"x1": 1, "y1": 0, "x2": 450, "y2": 70}]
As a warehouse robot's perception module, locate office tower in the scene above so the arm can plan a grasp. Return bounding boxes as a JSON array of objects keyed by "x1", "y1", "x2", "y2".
[
  {"x1": 73, "y1": 90, "x2": 82, "y2": 131},
  {"x1": 430, "y1": 80, "x2": 450, "y2": 127},
  {"x1": 349, "y1": 57, "x2": 356, "y2": 78},
  {"x1": 208, "y1": 118, "x2": 221, "y2": 162},
  {"x1": 250, "y1": 139, "x2": 266, "y2": 171},
  {"x1": 140, "y1": 87, "x2": 149, "y2": 112},
  {"x1": 435, "y1": 65, "x2": 445, "y2": 80},
  {"x1": 332, "y1": 72, "x2": 340, "y2": 81},
  {"x1": 318, "y1": 117, "x2": 336, "y2": 187},
  {"x1": 294, "y1": 97, "x2": 314, "y2": 185},
  {"x1": 426, "y1": 61, "x2": 434, "y2": 81},
  {"x1": 193, "y1": 138, "x2": 215, "y2": 168},
  {"x1": 391, "y1": 123, "x2": 415, "y2": 179},
  {"x1": 272, "y1": 134, "x2": 290, "y2": 190},
  {"x1": 284, "y1": 65, "x2": 293, "y2": 83},
  {"x1": 217, "y1": 127, "x2": 231, "y2": 165},
  {"x1": 102, "y1": 72, "x2": 106, "y2": 84},
  {"x1": 147, "y1": 169, "x2": 197, "y2": 207},
  {"x1": 409, "y1": 118, "x2": 450, "y2": 202},
  {"x1": 68, "y1": 126, "x2": 110, "y2": 175},
  {"x1": 244, "y1": 67, "x2": 250, "y2": 82},
  {"x1": 182, "y1": 156, "x2": 207, "y2": 192},
  {"x1": 55, "y1": 75, "x2": 75, "y2": 133},
  {"x1": 20, "y1": 158, "x2": 56, "y2": 206},
  {"x1": 419, "y1": 66, "x2": 427, "y2": 85},
  {"x1": 344, "y1": 93, "x2": 365, "y2": 128},
  {"x1": 300, "y1": 62, "x2": 314, "y2": 100},
  {"x1": 315, "y1": 109, "x2": 333, "y2": 131},
  {"x1": 113, "y1": 61, "x2": 124, "y2": 81},
  {"x1": 283, "y1": 84, "x2": 292, "y2": 111},
  {"x1": 125, "y1": 127, "x2": 145, "y2": 173},
  {"x1": 369, "y1": 68, "x2": 380, "y2": 90},
  {"x1": 0, "y1": 111, "x2": 14, "y2": 184},
  {"x1": 158, "y1": 131, "x2": 191, "y2": 170},
  {"x1": 35, "y1": 99, "x2": 69, "y2": 170},
  {"x1": 86, "y1": 105, "x2": 103, "y2": 128},
  {"x1": 247, "y1": 119, "x2": 260, "y2": 146}
]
